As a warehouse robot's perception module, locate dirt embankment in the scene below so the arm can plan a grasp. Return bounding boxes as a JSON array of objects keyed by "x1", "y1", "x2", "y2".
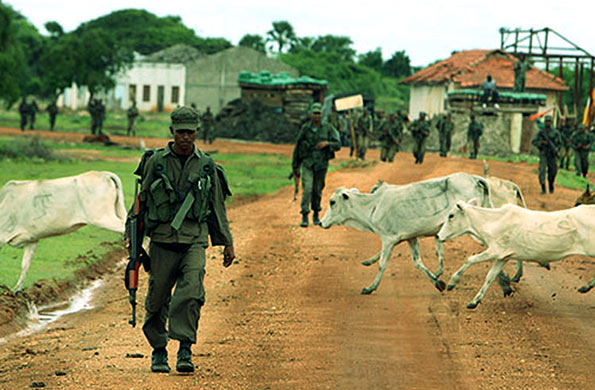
[{"x1": 0, "y1": 127, "x2": 593, "y2": 390}]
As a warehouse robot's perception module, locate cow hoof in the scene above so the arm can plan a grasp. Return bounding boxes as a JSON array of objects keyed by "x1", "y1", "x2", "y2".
[
  {"x1": 466, "y1": 302, "x2": 478, "y2": 309},
  {"x1": 578, "y1": 285, "x2": 592, "y2": 294},
  {"x1": 503, "y1": 287, "x2": 514, "y2": 297},
  {"x1": 511, "y1": 276, "x2": 521, "y2": 283},
  {"x1": 434, "y1": 280, "x2": 446, "y2": 292},
  {"x1": 446, "y1": 284, "x2": 455, "y2": 291},
  {"x1": 361, "y1": 287, "x2": 374, "y2": 295},
  {"x1": 361, "y1": 261, "x2": 373, "y2": 267}
]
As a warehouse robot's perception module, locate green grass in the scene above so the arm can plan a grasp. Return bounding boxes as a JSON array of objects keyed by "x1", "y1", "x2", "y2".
[{"x1": 0, "y1": 137, "x2": 293, "y2": 289}]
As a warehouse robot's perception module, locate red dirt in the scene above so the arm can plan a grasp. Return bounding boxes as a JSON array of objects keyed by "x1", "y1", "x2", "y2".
[{"x1": 0, "y1": 127, "x2": 593, "y2": 389}]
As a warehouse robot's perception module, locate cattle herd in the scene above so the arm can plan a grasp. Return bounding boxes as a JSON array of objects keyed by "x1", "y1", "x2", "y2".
[{"x1": 0, "y1": 169, "x2": 593, "y2": 310}]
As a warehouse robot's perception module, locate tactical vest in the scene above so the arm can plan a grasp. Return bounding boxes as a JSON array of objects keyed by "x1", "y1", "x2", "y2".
[{"x1": 142, "y1": 148, "x2": 215, "y2": 232}]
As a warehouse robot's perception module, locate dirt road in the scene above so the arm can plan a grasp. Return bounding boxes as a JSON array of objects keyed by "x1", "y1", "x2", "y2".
[{"x1": 0, "y1": 128, "x2": 593, "y2": 389}]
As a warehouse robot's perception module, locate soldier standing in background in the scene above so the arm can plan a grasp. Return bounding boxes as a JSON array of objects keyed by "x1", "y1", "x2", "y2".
[
  {"x1": 570, "y1": 124, "x2": 593, "y2": 178},
  {"x1": 558, "y1": 118, "x2": 574, "y2": 170},
  {"x1": 467, "y1": 113, "x2": 483, "y2": 159},
  {"x1": 410, "y1": 111, "x2": 430, "y2": 164},
  {"x1": 28, "y1": 99, "x2": 39, "y2": 130},
  {"x1": 292, "y1": 102, "x2": 341, "y2": 228},
  {"x1": 378, "y1": 112, "x2": 403, "y2": 163},
  {"x1": 355, "y1": 108, "x2": 373, "y2": 159},
  {"x1": 436, "y1": 111, "x2": 454, "y2": 157},
  {"x1": 201, "y1": 107, "x2": 215, "y2": 144},
  {"x1": 46, "y1": 100, "x2": 58, "y2": 131},
  {"x1": 531, "y1": 115, "x2": 562, "y2": 194},
  {"x1": 513, "y1": 55, "x2": 528, "y2": 92},
  {"x1": 18, "y1": 97, "x2": 29, "y2": 131},
  {"x1": 127, "y1": 100, "x2": 139, "y2": 136},
  {"x1": 96, "y1": 99, "x2": 106, "y2": 135},
  {"x1": 88, "y1": 98, "x2": 98, "y2": 134}
]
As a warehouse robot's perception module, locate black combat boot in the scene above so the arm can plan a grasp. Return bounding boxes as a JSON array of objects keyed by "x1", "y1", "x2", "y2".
[
  {"x1": 548, "y1": 181, "x2": 555, "y2": 194},
  {"x1": 176, "y1": 341, "x2": 194, "y2": 373},
  {"x1": 540, "y1": 183, "x2": 546, "y2": 195},
  {"x1": 312, "y1": 211, "x2": 321, "y2": 226},
  {"x1": 151, "y1": 347, "x2": 170, "y2": 373},
  {"x1": 300, "y1": 213, "x2": 308, "y2": 228}
]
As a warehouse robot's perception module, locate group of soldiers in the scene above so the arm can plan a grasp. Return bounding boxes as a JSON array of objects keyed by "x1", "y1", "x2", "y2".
[
  {"x1": 531, "y1": 115, "x2": 594, "y2": 194},
  {"x1": 87, "y1": 98, "x2": 106, "y2": 135},
  {"x1": 18, "y1": 97, "x2": 58, "y2": 131}
]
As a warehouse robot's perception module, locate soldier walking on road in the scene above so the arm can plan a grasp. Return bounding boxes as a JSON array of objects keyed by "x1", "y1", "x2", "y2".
[
  {"x1": 18, "y1": 97, "x2": 29, "y2": 131},
  {"x1": 410, "y1": 112, "x2": 430, "y2": 164},
  {"x1": 467, "y1": 113, "x2": 483, "y2": 159},
  {"x1": 201, "y1": 107, "x2": 215, "y2": 144},
  {"x1": 531, "y1": 115, "x2": 562, "y2": 194},
  {"x1": 130, "y1": 106, "x2": 235, "y2": 373},
  {"x1": 292, "y1": 102, "x2": 341, "y2": 227},
  {"x1": 436, "y1": 112, "x2": 454, "y2": 157},
  {"x1": 378, "y1": 112, "x2": 403, "y2": 163},
  {"x1": 558, "y1": 118, "x2": 574, "y2": 170},
  {"x1": 28, "y1": 99, "x2": 39, "y2": 130},
  {"x1": 46, "y1": 100, "x2": 58, "y2": 131},
  {"x1": 127, "y1": 100, "x2": 139, "y2": 136},
  {"x1": 354, "y1": 108, "x2": 372, "y2": 159},
  {"x1": 570, "y1": 124, "x2": 593, "y2": 178}
]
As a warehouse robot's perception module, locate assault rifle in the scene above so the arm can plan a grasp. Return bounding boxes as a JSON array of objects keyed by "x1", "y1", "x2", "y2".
[
  {"x1": 124, "y1": 178, "x2": 150, "y2": 327},
  {"x1": 542, "y1": 130, "x2": 560, "y2": 160},
  {"x1": 288, "y1": 171, "x2": 299, "y2": 201}
]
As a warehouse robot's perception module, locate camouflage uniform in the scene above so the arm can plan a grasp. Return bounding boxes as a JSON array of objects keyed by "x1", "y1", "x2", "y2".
[
  {"x1": 292, "y1": 103, "x2": 341, "y2": 226},
  {"x1": 28, "y1": 100, "x2": 39, "y2": 130},
  {"x1": 410, "y1": 113, "x2": 430, "y2": 164},
  {"x1": 201, "y1": 107, "x2": 215, "y2": 144},
  {"x1": 354, "y1": 109, "x2": 373, "y2": 159},
  {"x1": 558, "y1": 121, "x2": 574, "y2": 169},
  {"x1": 127, "y1": 102, "x2": 139, "y2": 136},
  {"x1": 467, "y1": 116, "x2": 483, "y2": 159},
  {"x1": 378, "y1": 113, "x2": 403, "y2": 162},
  {"x1": 436, "y1": 113, "x2": 454, "y2": 157},
  {"x1": 46, "y1": 101, "x2": 58, "y2": 131},
  {"x1": 570, "y1": 125, "x2": 593, "y2": 177},
  {"x1": 531, "y1": 117, "x2": 562, "y2": 194},
  {"x1": 134, "y1": 106, "x2": 234, "y2": 373},
  {"x1": 18, "y1": 98, "x2": 29, "y2": 131}
]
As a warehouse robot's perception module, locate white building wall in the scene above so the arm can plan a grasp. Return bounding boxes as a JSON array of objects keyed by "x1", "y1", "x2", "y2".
[
  {"x1": 408, "y1": 84, "x2": 448, "y2": 119},
  {"x1": 58, "y1": 62, "x2": 186, "y2": 112}
]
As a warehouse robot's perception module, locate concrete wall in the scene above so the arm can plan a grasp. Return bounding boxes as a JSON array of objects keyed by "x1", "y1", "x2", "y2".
[
  {"x1": 185, "y1": 47, "x2": 298, "y2": 113},
  {"x1": 408, "y1": 84, "x2": 448, "y2": 119}
]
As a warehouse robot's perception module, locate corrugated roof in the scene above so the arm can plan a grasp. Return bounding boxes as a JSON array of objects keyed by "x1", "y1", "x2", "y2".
[{"x1": 402, "y1": 49, "x2": 568, "y2": 91}]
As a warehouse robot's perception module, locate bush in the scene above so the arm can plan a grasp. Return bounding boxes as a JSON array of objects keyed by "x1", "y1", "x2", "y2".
[{"x1": 0, "y1": 136, "x2": 67, "y2": 161}]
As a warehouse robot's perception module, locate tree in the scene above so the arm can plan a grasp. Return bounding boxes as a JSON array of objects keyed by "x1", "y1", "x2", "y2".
[
  {"x1": 383, "y1": 50, "x2": 411, "y2": 78},
  {"x1": 239, "y1": 34, "x2": 266, "y2": 53},
  {"x1": 266, "y1": 20, "x2": 297, "y2": 53},
  {"x1": 311, "y1": 35, "x2": 355, "y2": 62},
  {"x1": 358, "y1": 48, "x2": 383, "y2": 72},
  {"x1": 44, "y1": 21, "x2": 63, "y2": 37}
]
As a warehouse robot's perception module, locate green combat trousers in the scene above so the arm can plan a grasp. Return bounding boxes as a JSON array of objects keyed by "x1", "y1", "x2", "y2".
[
  {"x1": 538, "y1": 152, "x2": 558, "y2": 188},
  {"x1": 300, "y1": 166, "x2": 327, "y2": 215},
  {"x1": 143, "y1": 242, "x2": 206, "y2": 349},
  {"x1": 380, "y1": 144, "x2": 399, "y2": 162}
]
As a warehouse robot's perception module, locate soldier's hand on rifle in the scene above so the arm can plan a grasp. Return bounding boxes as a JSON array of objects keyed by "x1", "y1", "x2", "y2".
[
  {"x1": 316, "y1": 141, "x2": 329, "y2": 150},
  {"x1": 223, "y1": 245, "x2": 235, "y2": 268}
]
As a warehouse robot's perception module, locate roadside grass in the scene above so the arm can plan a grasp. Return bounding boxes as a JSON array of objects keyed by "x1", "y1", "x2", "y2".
[{"x1": 0, "y1": 136, "x2": 293, "y2": 289}]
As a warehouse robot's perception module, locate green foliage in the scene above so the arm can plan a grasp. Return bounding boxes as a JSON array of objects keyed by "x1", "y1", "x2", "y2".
[
  {"x1": 358, "y1": 48, "x2": 383, "y2": 73},
  {"x1": 266, "y1": 20, "x2": 297, "y2": 53},
  {"x1": 76, "y1": 9, "x2": 231, "y2": 55},
  {"x1": 383, "y1": 50, "x2": 412, "y2": 78},
  {"x1": 0, "y1": 135, "x2": 67, "y2": 161},
  {"x1": 239, "y1": 34, "x2": 266, "y2": 53},
  {"x1": 549, "y1": 65, "x2": 592, "y2": 118},
  {"x1": 291, "y1": 35, "x2": 355, "y2": 62}
]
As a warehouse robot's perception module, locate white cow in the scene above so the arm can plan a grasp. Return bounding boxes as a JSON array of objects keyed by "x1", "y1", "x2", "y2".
[
  {"x1": 437, "y1": 201, "x2": 595, "y2": 308},
  {"x1": 320, "y1": 173, "x2": 494, "y2": 294},
  {"x1": 0, "y1": 171, "x2": 127, "y2": 291}
]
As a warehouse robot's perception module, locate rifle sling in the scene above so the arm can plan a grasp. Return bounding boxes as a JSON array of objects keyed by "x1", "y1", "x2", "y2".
[{"x1": 171, "y1": 191, "x2": 195, "y2": 231}]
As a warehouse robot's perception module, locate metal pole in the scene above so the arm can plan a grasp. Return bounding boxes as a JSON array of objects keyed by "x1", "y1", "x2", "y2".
[
  {"x1": 579, "y1": 61, "x2": 584, "y2": 119},
  {"x1": 559, "y1": 57, "x2": 563, "y2": 112},
  {"x1": 574, "y1": 58, "x2": 579, "y2": 123},
  {"x1": 528, "y1": 28, "x2": 533, "y2": 55}
]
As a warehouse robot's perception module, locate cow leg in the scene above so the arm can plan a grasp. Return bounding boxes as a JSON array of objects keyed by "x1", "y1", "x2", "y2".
[
  {"x1": 448, "y1": 249, "x2": 499, "y2": 291},
  {"x1": 408, "y1": 239, "x2": 445, "y2": 292},
  {"x1": 511, "y1": 260, "x2": 523, "y2": 283},
  {"x1": 578, "y1": 278, "x2": 595, "y2": 293},
  {"x1": 467, "y1": 259, "x2": 507, "y2": 309},
  {"x1": 361, "y1": 252, "x2": 380, "y2": 266},
  {"x1": 361, "y1": 241, "x2": 395, "y2": 295},
  {"x1": 433, "y1": 236, "x2": 444, "y2": 278},
  {"x1": 13, "y1": 242, "x2": 38, "y2": 292}
]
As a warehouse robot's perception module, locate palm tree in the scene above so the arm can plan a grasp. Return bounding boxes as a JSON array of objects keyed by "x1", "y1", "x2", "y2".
[{"x1": 266, "y1": 21, "x2": 296, "y2": 53}]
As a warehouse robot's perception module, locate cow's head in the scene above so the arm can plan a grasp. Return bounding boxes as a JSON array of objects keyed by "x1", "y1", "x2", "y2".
[
  {"x1": 574, "y1": 184, "x2": 594, "y2": 207},
  {"x1": 320, "y1": 187, "x2": 358, "y2": 229},
  {"x1": 437, "y1": 200, "x2": 476, "y2": 242}
]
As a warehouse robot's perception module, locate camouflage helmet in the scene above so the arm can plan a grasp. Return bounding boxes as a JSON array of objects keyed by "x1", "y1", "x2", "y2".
[
  {"x1": 171, "y1": 106, "x2": 199, "y2": 131},
  {"x1": 310, "y1": 102, "x2": 322, "y2": 114}
]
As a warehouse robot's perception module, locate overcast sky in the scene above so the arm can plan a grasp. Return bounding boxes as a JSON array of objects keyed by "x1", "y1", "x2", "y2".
[{"x1": 9, "y1": 0, "x2": 595, "y2": 66}]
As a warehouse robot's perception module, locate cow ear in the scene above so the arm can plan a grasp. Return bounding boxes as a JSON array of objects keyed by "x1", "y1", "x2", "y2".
[
  {"x1": 456, "y1": 202, "x2": 465, "y2": 211},
  {"x1": 342, "y1": 192, "x2": 349, "y2": 200}
]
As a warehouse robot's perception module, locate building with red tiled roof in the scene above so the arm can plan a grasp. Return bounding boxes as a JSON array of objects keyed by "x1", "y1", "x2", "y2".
[{"x1": 401, "y1": 49, "x2": 567, "y2": 118}]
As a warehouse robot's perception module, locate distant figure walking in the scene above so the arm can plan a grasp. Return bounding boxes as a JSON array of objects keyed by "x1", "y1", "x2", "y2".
[
  {"x1": 467, "y1": 113, "x2": 483, "y2": 159},
  {"x1": 18, "y1": 97, "x2": 29, "y2": 131},
  {"x1": 46, "y1": 100, "x2": 58, "y2": 131},
  {"x1": 127, "y1": 101, "x2": 139, "y2": 136},
  {"x1": 28, "y1": 99, "x2": 39, "y2": 130}
]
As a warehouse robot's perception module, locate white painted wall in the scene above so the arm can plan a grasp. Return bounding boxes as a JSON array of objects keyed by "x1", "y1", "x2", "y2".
[{"x1": 408, "y1": 84, "x2": 448, "y2": 119}]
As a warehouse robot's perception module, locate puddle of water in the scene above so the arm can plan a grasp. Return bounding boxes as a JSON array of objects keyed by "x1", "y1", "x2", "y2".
[{"x1": 0, "y1": 279, "x2": 104, "y2": 344}]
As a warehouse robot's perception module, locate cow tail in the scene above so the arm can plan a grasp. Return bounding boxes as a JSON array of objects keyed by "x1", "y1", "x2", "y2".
[
  {"x1": 106, "y1": 172, "x2": 127, "y2": 221},
  {"x1": 477, "y1": 177, "x2": 494, "y2": 208}
]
